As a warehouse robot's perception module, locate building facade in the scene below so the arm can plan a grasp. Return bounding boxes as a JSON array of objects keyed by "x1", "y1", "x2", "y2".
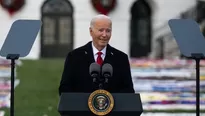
[{"x1": 0, "y1": 0, "x2": 203, "y2": 59}]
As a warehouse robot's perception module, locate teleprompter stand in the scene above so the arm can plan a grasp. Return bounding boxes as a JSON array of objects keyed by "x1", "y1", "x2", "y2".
[
  {"x1": 0, "y1": 20, "x2": 41, "y2": 116},
  {"x1": 169, "y1": 19, "x2": 205, "y2": 116}
]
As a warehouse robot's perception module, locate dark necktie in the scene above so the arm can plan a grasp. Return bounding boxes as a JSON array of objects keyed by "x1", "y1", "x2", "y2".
[{"x1": 97, "y1": 52, "x2": 103, "y2": 65}]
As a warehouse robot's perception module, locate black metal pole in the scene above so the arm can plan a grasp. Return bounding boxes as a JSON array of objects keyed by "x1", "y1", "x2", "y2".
[
  {"x1": 10, "y1": 59, "x2": 15, "y2": 116},
  {"x1": 196, "y1": 58, "x2": 200, "y2": 116},
  {"x1": 6, "y1": 54, "x2": 19, "y2": 116}
]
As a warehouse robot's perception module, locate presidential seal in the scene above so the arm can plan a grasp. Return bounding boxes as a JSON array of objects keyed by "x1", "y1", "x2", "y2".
[{"x1": 88, "y1": 89, "x2": 114, "y2": 116}]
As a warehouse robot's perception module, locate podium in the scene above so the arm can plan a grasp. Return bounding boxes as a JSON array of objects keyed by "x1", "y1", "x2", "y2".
[{"x1": 58, "y1": 92, "x2": 143, "y2": 116}]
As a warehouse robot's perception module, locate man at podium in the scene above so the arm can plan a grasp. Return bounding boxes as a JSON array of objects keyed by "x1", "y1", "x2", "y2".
[
  {"x1": 59, "y1": 14, "x2": 134, "y2": 95},
  {"x1": 58, "y1": 14, "x2": 144, "y2": 116}
]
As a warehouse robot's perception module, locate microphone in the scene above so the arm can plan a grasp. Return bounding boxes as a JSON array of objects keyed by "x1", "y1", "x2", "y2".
[
  {"x1": 102, "y1": 63, "x2": 113, "y2": 83},
  {"x1": 89, "y1": 62, "x2": 101, "y2": 83}
]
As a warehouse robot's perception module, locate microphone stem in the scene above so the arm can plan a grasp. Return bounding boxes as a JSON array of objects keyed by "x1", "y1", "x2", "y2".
[
  {"x1": 99, "y1": 83, "x2": 103, "y2": 89},
  {"x1": 105, "y1": 78, "x2": 108, "y2": 83}
]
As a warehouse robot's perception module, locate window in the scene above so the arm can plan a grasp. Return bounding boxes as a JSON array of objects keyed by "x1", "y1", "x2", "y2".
[
  {"x1": 41, "y1": 0, "x2": 74, "y2": 58},
  {"x1": 130, "y1": 0, "x2": 152, "y2": 58}
]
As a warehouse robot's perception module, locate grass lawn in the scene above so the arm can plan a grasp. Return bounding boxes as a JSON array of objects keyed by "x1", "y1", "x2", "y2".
[{"x1": 3, "y1": 58, "x2": 65, "y2": 116}]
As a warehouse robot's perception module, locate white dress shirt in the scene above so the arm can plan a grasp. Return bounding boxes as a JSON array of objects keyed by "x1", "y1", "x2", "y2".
[{"x1": 92, "y1": 42, "x2": 106, "y2": 62}]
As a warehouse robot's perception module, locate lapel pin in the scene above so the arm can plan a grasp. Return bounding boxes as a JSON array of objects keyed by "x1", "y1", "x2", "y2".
[
  {"x1": 111, "y1": 52, "x2": 113, "y2": 55},
  {"x1": 85, "y1": 51, "x2": 87, "y2": 54}
]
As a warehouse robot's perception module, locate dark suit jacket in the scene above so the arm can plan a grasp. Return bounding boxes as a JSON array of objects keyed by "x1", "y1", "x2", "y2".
[{"x1": 59, "y1": 41, "x2": 134, "y2": 95}]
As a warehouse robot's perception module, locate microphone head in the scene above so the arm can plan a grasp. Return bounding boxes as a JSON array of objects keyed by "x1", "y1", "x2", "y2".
[
  {"x1": 89, "y1": 62, "x2": 101, "y2": 77},
  {"x1": 102, "y1": 63, "x2": 113, "y2": 77}
]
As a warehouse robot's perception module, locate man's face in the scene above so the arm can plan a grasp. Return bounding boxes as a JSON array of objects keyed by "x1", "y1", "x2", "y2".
[{"x1": 90, "y1": 18, "x2": 112, "y2": 50}]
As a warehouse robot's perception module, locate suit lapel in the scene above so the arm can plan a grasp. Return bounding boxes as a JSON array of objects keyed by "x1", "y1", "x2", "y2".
[
  {"x1": 83, "y1": 41, "x2": 114, "y2": 65},
  {"x1": 103, "y1": 44, "x2": 114, "y2": 64},
  {"x1": 83, "y1": 41, "x2": 95, "y2": 64}
]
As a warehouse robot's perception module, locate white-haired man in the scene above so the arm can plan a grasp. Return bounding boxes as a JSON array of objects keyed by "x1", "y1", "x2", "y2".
[{"x1": 59, "y1": 14, "x2": 134, "y2": 95}]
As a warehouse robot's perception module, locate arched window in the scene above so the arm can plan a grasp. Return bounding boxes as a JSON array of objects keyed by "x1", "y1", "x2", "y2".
[
  {"x1": 197, "y1": 1, "x2": 205, "y2": 36},
  {"x1": 130, "y1": 0, "x2": 152, "y2": 58},
  {"x1": 41, "y1": 0, "x2": 74, "y2": 58}
]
